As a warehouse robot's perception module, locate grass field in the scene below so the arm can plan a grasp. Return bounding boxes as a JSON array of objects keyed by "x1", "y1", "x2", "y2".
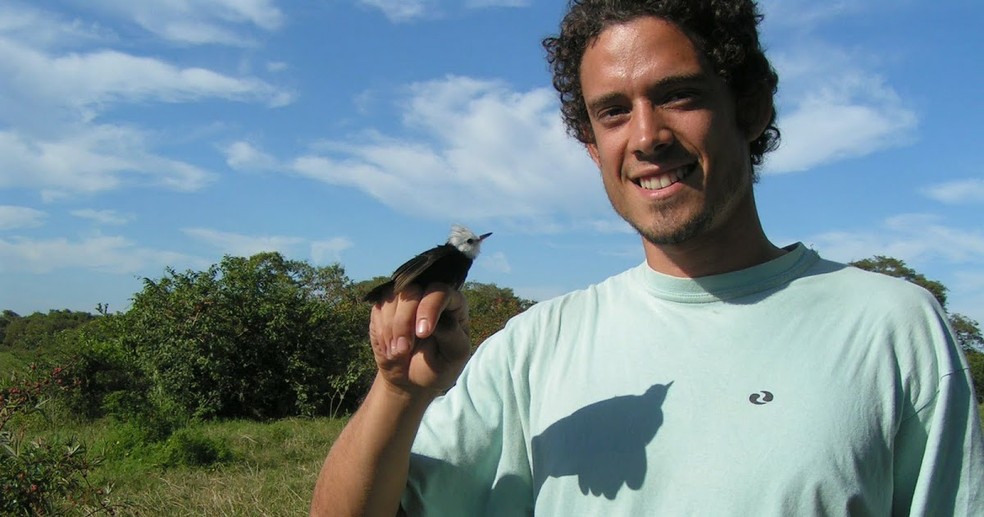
[
  {"x1": 23, "y1": 404, "x2": 984, "y2": 515},
  {"x1": 17, "y1": 414, "x2": 347, "y2": 515}
]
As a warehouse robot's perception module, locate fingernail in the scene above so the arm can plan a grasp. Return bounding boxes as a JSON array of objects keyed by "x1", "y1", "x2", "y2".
[
  {"x1": 396, "y1": 336, "x2": 410, "y2": 354},
  {"x1": 416, "y1": 318, "x2": 429, "y2": 337},
  {"x1": 388, "y1": 339, "x2": 397, "y2": 358}
]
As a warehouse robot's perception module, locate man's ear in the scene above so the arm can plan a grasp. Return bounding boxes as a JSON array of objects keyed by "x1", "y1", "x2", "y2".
[
  {"x1": 738, "y1": 89, "x2": 774, "y2": 143},
  {"x1": 586, "y1": 142, "x2": 602, "y2": 168}
]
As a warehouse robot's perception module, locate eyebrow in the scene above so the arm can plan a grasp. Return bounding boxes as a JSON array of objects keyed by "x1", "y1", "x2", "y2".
[{"x1": 584, "y1": 72, "x2": 711, "y2": 113}]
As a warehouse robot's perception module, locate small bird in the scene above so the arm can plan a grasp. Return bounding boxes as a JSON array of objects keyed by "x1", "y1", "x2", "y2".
[{"x1": 363, "y1": 224, "x2": 492, "y2": 303}]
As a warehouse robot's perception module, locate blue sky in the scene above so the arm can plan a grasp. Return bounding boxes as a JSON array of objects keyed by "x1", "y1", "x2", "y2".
[{"x1": 1, "y1": 0, "x2": 982, "y2": 325}]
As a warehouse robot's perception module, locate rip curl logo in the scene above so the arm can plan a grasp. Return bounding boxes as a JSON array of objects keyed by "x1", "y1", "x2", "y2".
[{"x1": 749, "y1": 391, "x2": 774, "y2": 405}]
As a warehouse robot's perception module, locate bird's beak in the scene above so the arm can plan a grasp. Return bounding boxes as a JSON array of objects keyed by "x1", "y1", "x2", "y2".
[{"x1": 479, "y1": 232, "x2": 492, "y2": 241}]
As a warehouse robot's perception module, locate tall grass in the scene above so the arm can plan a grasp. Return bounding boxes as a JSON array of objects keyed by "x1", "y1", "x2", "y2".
[{"x1": 31, "y1": 415, "x2": 347, "y2": 515}]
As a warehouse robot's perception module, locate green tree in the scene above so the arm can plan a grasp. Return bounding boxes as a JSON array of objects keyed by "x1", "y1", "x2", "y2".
[
  {"x1": 124, "y1": 252, "x2": 371, "y2": 420},
  {"x1": 463, "y1": 282, "x2": 535, "y2": 349},
  {"x1": 1, "y1": 310, "x2": 96, "y2": 350},
  {"x1": 57, "y1": 313, "x2": 153, "y2": 421},
  {"x1": 0, "y1": 309, "x2": 19, "y2": 344},
  {"x1": 949, "y1": 313, "x2": 984, "y2": 354}
]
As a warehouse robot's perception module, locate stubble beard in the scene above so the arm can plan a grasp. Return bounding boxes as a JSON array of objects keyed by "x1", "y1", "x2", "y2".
[
  {"x1": 618, "y1": 166, "x2": 752, "y2": 247},
  {"x1": 629, "y1": 203, "x2": 713, "y2": 246}
]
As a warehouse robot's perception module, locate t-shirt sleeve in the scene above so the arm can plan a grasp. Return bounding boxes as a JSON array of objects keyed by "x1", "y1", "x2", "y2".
[
  {"x1": 401, "y1": 319, "x2": 535, "y2": 516},
  {"x1": 891, "y1": 297, "x2": 984, "y2": 515}
]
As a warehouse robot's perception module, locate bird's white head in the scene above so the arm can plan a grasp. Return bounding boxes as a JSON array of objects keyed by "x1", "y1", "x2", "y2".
[{"x1": 447, "y1": 224, "x2": 492, "y2": 260}]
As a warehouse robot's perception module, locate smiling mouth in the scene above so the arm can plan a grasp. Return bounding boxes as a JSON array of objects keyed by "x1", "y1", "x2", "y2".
[{"x1": 633, "y1": 164, "x2": 696, "y2": 190}]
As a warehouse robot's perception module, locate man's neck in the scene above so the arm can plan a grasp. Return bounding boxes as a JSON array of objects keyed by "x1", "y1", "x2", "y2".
[{"x1": 641, "y1": 203, "x2": 785, "y2": 279}]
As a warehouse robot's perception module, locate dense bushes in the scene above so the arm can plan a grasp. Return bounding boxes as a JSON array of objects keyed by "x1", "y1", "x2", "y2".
[
  {"x1": 86, "y1": 252, "x2": 376, "y2": 421},
  {"x1": 1, "y1": 363, "x2": 115, "y2": 515}
]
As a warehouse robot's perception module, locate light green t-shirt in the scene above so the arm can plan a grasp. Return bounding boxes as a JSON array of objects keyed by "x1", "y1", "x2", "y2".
[{"x1": 403, "y1": 244, "x2": 984, "y2": 516}]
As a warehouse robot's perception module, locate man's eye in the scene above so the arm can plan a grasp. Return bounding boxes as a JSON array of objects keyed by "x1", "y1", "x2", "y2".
[
  {"x1": 598, "y1": 106, "x2": 629, "y2": 119},
  {"x1": 664, "y1": 90, "x2": 700, "y2": 105}
]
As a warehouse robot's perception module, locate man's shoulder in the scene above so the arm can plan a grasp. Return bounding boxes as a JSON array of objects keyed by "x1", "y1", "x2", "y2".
[
  {"x1": 524, "y1": 265, "x2": 642, "y2": 311},
  {"x1": 495, "y1": 265, "x2": 642, "y2": 336},
  {"x1": 802, "y1": 256, "x2": 944, "y2": 313}
]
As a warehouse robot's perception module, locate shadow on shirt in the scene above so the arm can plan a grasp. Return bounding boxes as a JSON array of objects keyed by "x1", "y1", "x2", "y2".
[{"x1": 532, "y1": 381, "x2": 673, "y2": 500}]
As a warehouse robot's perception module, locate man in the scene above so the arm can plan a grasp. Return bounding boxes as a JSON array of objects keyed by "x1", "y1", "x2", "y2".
[{"x1": 312, "y1": 1, "x2": 984, "y2": 515}]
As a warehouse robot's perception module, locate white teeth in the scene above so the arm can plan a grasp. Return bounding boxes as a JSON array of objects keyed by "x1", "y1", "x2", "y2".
[{"x1": 637, "y1": 165, "x2": 692, "y2": 190}]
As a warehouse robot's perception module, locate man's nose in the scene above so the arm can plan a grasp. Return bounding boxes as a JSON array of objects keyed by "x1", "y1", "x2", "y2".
[{"x1": 630, "y1": 106, "x2": 673, "y2": 157}]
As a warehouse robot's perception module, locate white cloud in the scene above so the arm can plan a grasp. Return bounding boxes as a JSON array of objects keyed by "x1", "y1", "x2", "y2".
[
  {"x1": 290, "y1": 76, "x2": 604, "y2": 225},
  {"x1": 465, "y1": 0, "x2": 530, "y2": 7},
  {"x1": 0, "y1": 2, "x2": 114, "y2": 50},
  {"x1": 0, "y1": 31, "x2": 290, "y2": 198},
  {"x1": 311, "y1": 237, "x2": 354, "y2": 264},
  {"x1": 804, "y1": 213, "x2": 984, "y2": 265},
  {"x1": 357, "y1": 0, "x2": 528, "y2": 22},
  {"x1": 0, "y1": 205, "x2": 46, "y2": 230},
  {"x1": 223, "y1": 140, "x2": 279, "y2": 172},
  {"x1": 82, "y1": 0, "x2": 284, "y2": 46},
  {"x1": 71, "y1": 209, "x2": 131, "y2": 225},
  {"x1": 759, "y1": 0, "x2": 855, "y2": 29},
  {"x1": 0, "y1": 235, "x2": 196, "y2": 274},
  {"x1": 266, "y1": 61, "x2": 288, "y2": 73},
  {"x1": 764, "y1": 53, "x2": 917, "y2": 174},
  {"x1": 923, "y1": 178, "x2": 984, "y2": 205},
  {"x1": 754, "y1": 2, "x2": 921, "y2": 175},
  {"x1": 0, "y1": 38, "x2": 293, "y2": 119},
  {"x1": 0, "y1": 126, "x2": 214, "y2": 196},
  {"x1": 358, "y1": 0, "x2": 437, "y2": 22},
  {"x1": 183, "y1": 227, "x2": 304, "y2": 257},
  {"x1": 0, "y1": 7, "x2": 292, "y2": 199},
  {"x1": 761, "y1": 0, "x2": 911, "y2": 31}
]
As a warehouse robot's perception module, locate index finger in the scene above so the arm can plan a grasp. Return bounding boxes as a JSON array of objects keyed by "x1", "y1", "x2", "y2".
[{"x1": 414, "y1": 284, "x2": 462, "y2": 339}]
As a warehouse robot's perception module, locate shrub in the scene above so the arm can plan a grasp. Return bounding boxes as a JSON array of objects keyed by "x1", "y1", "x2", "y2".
[
  {"x1": 0, "y1": 363, "x2": 116, "y2": 514},
  {"x1": 123, "y1": 253, "x2": 372, "y2": 420},
  {"x1": 157, "y1": 427, "x2": 234, "y2": 468}
]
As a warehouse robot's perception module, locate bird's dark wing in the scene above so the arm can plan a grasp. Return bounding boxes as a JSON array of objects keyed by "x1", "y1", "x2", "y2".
[
  {"x1": 363, "y1": 243, "x2": 476, "y2": 303},
  {"x1": 363, "y1": 243, "x2": 455, "y2": 302},
  {"x1": 390, "y1": 243, "x2": 456, "y2": 293}
]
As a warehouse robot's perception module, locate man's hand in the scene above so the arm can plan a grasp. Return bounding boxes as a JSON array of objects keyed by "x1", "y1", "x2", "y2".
[
  {"x1": 311, "y1": 283, "x2": 472, "y2": 517},
  {"x1": 369, "y1": 282, "x2": 472, "y2": 398}
]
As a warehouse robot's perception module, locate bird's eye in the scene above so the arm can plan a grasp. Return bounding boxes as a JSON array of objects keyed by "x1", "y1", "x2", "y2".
[{"x1": 466, "y1": 238, "x2": 475, "y2": 244}]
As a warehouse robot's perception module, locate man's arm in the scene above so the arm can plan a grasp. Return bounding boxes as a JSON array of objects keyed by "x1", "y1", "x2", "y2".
[
  {"x1": 310, "y1": 284, "x2": 471, "y2": 517},
  {"x1": 893, "y1": 366, "x2": 984, "y2": 514}
]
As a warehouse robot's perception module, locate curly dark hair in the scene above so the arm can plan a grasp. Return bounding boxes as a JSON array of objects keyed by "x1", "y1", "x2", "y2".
[{"x1": 543, "y1": 0, "x2": 780, "y2": 170}]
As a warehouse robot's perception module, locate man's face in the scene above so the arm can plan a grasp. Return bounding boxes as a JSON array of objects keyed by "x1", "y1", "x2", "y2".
[{"x1": 580, "y1": 16, "x2": 759, "y2": 246}]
